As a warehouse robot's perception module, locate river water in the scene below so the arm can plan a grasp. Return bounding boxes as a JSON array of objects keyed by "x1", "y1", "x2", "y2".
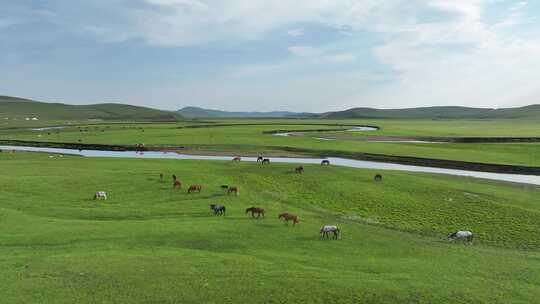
[{"x1": 1, "y1": 145, "x2": 539, "y2": 186}]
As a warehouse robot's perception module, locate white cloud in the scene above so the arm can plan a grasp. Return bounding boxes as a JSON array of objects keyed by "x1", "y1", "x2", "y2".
[{"x1": 287, "y1": 28, "x2": 304, "y2": 37}]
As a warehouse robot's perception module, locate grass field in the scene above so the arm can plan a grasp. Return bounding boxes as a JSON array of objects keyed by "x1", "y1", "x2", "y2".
[
  {"x1": 1, "y1": 152, "x2": 540, "y2": 303},
  {"x1": 2, "y1": 119, "x2": 539, "y2": 166}
]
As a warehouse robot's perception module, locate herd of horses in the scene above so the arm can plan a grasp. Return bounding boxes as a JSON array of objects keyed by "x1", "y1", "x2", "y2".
[{"x1": 92, "y1": 155, "x2": 473, "y2": 243}]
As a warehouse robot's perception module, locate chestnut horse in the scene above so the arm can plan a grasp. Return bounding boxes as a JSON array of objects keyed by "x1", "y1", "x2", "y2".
[
  {"x1": 187, "y1": 185, "x2": 202, "y2": 193},
  {"x1": 232, "y1": 157, "x2": 241, "y2": 162},
  {"x1": 227, "y1": 186, "x2": 240, "y2": 195},
  {"x1": 246, "y1": 207, "x2": 265, "y2": 218},
  {"x1": 278, "y1": 213, "x2": 299, "y2": 225},
  {"x1": 173, "y1": 180, "x2": 182, "y2": 190},
  {"x1": 295, "y1": 166, "x2": 304, "y2": 174}
]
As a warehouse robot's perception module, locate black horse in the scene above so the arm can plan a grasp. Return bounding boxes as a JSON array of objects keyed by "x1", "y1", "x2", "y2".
[
  {"x1": 321, "y1": 159, "x2": 330, "y2": 166},
  {"x1": 257, "y1": 156, "x2": 264, "y2": 163},
  {"x1": 374, "y1": 174, "x2": 383, "y2": 181},
  {"x1": 262, "y1": 158, "x2": 270, "y2": 164},
  {"x1": 210, "y1": 204, "x2": 226, "y2": 216}
]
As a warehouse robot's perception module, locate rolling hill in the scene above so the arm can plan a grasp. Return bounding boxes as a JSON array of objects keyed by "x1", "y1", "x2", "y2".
[
  {"x1": 320, "y1": 105, "x2": 540, "y2": 119},
  {"x1": 0, "y1": 96, "x2": 182, "y2": 121},
  {"x1": 177, "y1": 106, "x2": 316, "y2": 118}
]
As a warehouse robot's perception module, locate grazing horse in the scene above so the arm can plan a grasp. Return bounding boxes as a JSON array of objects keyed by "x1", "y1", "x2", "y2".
[
  {"x1": 173, "y1": 180, "x2": 182, "y2": 190},
  {"x1": 278, "y1": 213, "x2": 299, "y2": 225},
  {"x1": 188, "y1": 185, "x2": 202, "y2": 193},
  {"x1": 448, "y1": 231, "x2": 474, "y2": 243},
  {"x1": 320, "y1": 225, "x2": 341, "y2": 239},
  {"x1": 227, "y1": 186, "x2": 240, "y2": 195},
  {"x1": 232, "y1": 157, "x2": 241, "y2": 162},
  {"x1": 210, "y1": 204, "x2": 226, "y2": 216},
  {"x1": 262, "y1": 158, "x2": 270, "y2": 164},
  {"x1": 257, "y1": 156, "x2": 264, "y2": 163},
  {"x1": 295, "y1": 166, "x2": 304, "y2": 174},
  {"x1": 245, "y1": 207, "x2": 265, "y2": 218},
  {"x1": 374, "y1": 174, "x2": 383, "y2": 181},
  {"x1": 321, "y1": 159, "x2": 330, "y2": 166},
  {"x1": 94, "y1": 191, "x2": 107, "y2": 200}
]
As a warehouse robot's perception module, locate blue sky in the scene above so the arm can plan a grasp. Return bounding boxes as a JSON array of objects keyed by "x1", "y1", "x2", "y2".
[{"x1": 1, "y1": 0, "x2": 540, "y2": 111}]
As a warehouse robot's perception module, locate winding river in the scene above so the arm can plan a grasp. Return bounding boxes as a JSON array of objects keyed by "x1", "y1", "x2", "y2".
[{"x1": 1, "y1": 145, "x2": 539, "y2": 186}]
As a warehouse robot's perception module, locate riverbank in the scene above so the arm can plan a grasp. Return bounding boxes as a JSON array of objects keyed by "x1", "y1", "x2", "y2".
[{"x1": 2, "y1": 139, "x2": 540, "y2": 177}]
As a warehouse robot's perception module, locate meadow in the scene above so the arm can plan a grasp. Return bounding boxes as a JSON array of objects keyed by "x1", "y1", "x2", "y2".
[
  {"x1": 1, "y1": 152, "x2": 540, "y2": 303},
  {"x1": 1, "y1": 119, "x2": 539, "y2": 166}
]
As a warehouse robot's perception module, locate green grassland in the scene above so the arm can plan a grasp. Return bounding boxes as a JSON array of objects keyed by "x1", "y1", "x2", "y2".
[
  {"x1": 0, "y1": 96, "x2": 182, "y2": 121},
  {"x1": 2, "y1": 119, "x2": 539, "y2": 166},
  {"x1": 1, "y1": 152, "x2": 540, "y2": 303}
]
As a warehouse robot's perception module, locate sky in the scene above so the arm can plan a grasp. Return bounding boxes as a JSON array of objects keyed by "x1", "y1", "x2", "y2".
[{"x1": 1, "y1": 0, "x2": 540, "y2": 112}]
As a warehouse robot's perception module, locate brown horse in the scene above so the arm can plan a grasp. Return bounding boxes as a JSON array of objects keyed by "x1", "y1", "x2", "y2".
[
  {"x1": 232, "y1": 157, "x2": 241, "y2": 162},
  {"x1": 278, "y1": 213, "x2": 299, "y2": 225},
  {"x1": 173, "y1": 180, "x2": 182, "y2": 190},
  {"x1": 246, "y1": 207, "x2": 265, "y2": 218},
  {"x1": 227, "y1": 186, "x2": 240, "y2": 195},
  {"x1": 295, "y1": 166, "x2": 304, "y2": 174},
  {"x1": 187, "y1": 185, "x2": 202, "y2": 193}
]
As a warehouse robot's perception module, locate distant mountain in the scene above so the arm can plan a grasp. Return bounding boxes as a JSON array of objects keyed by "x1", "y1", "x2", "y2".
[
  {"x1": 320, "y1": 105, "x2": 540, "y2": 119},
  {"x1": 0, "y1": 96, "x2": 182, "y2": 121},
  {"x1": 178, "y1": 106, "x2": 316, "y2": 118}
]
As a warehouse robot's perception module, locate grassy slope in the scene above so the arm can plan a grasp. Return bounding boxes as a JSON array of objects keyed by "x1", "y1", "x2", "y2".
[
  {"x1": 0, "y1": 96, "x2": 182, "y2": 121},
  {"x1": 321, "y1": 105, "x2": 540, "y2": 119},
  {"x1": 2, "y1": 120, "x2": 539, "y2": 166},
  {"x1": 1, "y1": 152, "x2": 540, "y2": 303}
]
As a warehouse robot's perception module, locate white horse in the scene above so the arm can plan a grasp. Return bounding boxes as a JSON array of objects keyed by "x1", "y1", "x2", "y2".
[
  {"x1": 448, "y1": 230, "x2": 473, "y2": 243},
  {"x1": 320, "y1": 225, "x2": 340, "y2": 239},
  {"x1": 94, "y1": 191, "x2": 107, "y2": 200}
]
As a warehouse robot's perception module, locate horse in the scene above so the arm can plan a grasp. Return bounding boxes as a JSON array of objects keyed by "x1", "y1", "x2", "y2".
[
  {"x1": 295, "y1": 166, "x2": 304, "y2": 174},
  {"x1": 188, "y1": 185, "x2": 202, "y2": 193},
  {"x1": 227, "y1": 186, "x2": 240, "y2": 195},
  {"x1": 245, "y1": 207, "x2": 265, "y2": 218},
  {"x1": 262, "y1": 158, "x2": 270, "y2": 164},
  {"x1": 173, "y1": 180, "x2": 182, "y2": 190},
  {"x1": 159, "y1": 173, "x2": 164, "y2": 182},
  {"x1": 210, "y1": 204, "x2": 226, "y2": 216},
  {"x1": 448, "y1": 231, "x2": 474, "y2": 243},
  {"x1": 94, "y1": 191, "x2": 107, "y2": 200},
  {"x1": 278, "y1": 213, "x2": 299, "y2": 225},
  {"x1": 257, "y1": 156, "x2": 264, "y2": 163},
  {"x1": 374, "y1": 174, "x2": 383, "y2": 181},
  {"x1": 320, "y1": 225, "x2": 341, "y2": 239},
  {"x1": 321, "y1": 159, "x2": 330, "y2": 166},
  {"x1": 232, "y1": 157, "x2": 241, "y2": 162}
]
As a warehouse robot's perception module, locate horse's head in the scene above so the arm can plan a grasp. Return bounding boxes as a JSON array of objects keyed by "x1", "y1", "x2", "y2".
[
  {"x1": 447, "y1": 232, "x2": 456, "y2": 240},
  {"x1": 245, "y1": 208, "x2": 251, "y2": 214}
]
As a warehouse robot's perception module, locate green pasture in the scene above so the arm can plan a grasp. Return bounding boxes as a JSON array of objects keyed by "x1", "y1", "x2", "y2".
[
  {"x1": 1, "y1": 152, "x2": 540, "y2": 303},
  {"x1": 1, "y1": 119, "x2": 539, "y2": 166}
]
